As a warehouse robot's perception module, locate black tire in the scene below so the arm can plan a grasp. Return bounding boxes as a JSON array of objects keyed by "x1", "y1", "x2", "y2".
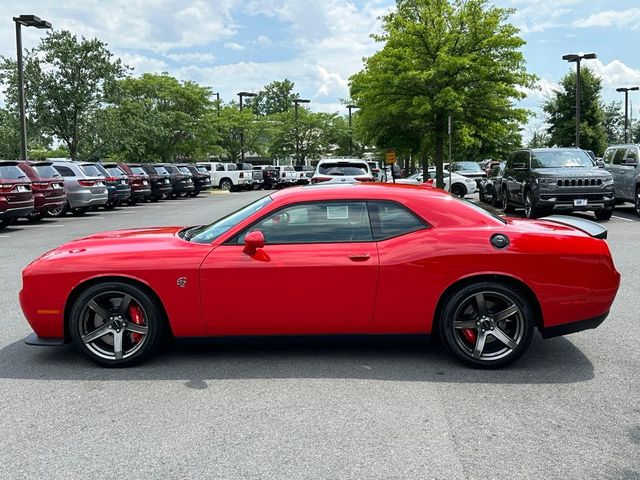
[
  {"x1": 594, "y1": 208, "x2": 613, "y2": 221},
  {"x1": 478, "y1": 185, "x2": 486, "y2": 203},
  {"x1": 69, "y1": 281, "x2": 167, "y2": 367},
  {"x1": 127, "y1": 198, "x2": 138, "y2": 206},
  {"x1": 0, "y1": 218, "x2": 15, "y2": 229},
  {"x1": 450, "y1": 183, "x2": 467, "y2": 197},
  {"x1": 26, "y1": 211, "x2": 47, "y2": 222},
  {"x1": 71, "y1": 207, "x2": 89, "y2": 216},
  {"x1": 438, "y1": 281, "x2": 534, "y2": 368},
  {"x1": 524, "y1": 190, "x2": 541, "y2": 219},
  {"x1": 104, "y1": 202, "x2": 117, "y2": 210},
  {"x1": 220, "y1": 179, "x2": 233, "y2": 191},
  {"x1": 502, "y1": 187, "x2": 515, "y2": 213},
  {"x1": 491, "y1": 190, "x2": 500, "y2": 208},
  {"x1": 635, "y1": 186, "x2": 640, "y2": 217},
  {"x1": 47, "y1": 204, "x2": 67, "y2": 217}
]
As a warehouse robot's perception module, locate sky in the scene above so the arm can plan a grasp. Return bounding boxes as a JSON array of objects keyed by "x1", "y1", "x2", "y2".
[{"x1": 2, "y1": 0, "x2": 640, "y2": 140}]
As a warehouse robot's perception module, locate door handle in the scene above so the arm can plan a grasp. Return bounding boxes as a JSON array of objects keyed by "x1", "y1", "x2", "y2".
[{"x1": 349, "y1": 254, "x2": 370, "y2": 261}]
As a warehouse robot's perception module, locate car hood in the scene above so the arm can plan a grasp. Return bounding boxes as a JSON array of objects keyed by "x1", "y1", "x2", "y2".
[{"x1": 531, "y1": 167, "x2": 610, "y2": 178}]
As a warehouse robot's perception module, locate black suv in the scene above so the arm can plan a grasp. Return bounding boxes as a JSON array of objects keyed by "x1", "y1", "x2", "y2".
[{"x1": 501, "y1": 148, "x2": 614, "y2": 219}]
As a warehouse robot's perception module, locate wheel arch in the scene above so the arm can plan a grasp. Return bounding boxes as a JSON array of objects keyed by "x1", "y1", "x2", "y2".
[
  {"x1": 63, "y1": 275, "x2": 173, "y2": 342},
  {"x1": 451, "y1": 182, "x2": 467, "y2": 196},
  {"x1": 432, "y1": 273, "x2": 544, "y2": 335}
]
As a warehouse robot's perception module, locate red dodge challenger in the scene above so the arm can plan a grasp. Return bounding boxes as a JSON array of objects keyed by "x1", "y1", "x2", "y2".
[{"x1": 20, "y1": 183, "x2": 620, "y2": 368}]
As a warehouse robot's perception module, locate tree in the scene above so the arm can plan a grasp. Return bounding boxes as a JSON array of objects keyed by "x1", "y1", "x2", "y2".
[
  {"x1": 527, "y1": 127, "x2": 551, "y2": 149},
  {"x1": 543, "y1": 67, "x2": 607, "y2": 154},
  {"x1": 252, "y1": 79, "x2": 297, "y2": 116},
  {"x1": 104, "y1": 73, "x2": 217, "y2": 162},
  {"x1": 350, "y1": 0, "x2": 534, "y2": 186},
  {"x1": 267, "y1": 109, "x2": 336, "y2": 163},
  {"x1": 603, "y1": 101, "x2": 624, "y2": 144},
  {"x1": 0, "y1": 30, "x2": 126, "y2": 160},
  {"x1": 217, "y1": 104, "x2": 266, "y2": 162}
]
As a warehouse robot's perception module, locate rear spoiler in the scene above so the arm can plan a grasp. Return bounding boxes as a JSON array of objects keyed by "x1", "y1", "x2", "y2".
[{"x1": 541, "y1": 215, "x2": 607, "y2": 240}]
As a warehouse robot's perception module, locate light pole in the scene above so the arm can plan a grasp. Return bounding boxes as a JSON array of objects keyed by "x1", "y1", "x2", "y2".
[
  {"x1": 346, "y1": 104, "x2": 359, "y2": 156},
  {"x1": 237, "y1": 91, "x2": 256, "y2": 162},
  {"x1": 616, "y1": 87, "x2": 639, "y2": 143},
  {"x1": 13, "y1": 14, "x2": 52, "y2": 160},
  {"x1": 292, "y1": 98, "x2": 310, "y2": 165},
  {"x1": 562, "y1": 52, "x2": 597, "y2": 148}
]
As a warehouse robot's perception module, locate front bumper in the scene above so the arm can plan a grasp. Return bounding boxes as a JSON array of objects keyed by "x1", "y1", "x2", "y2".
[{"x1": 536, "y1": 189, "x2": 615, "y2": 211}]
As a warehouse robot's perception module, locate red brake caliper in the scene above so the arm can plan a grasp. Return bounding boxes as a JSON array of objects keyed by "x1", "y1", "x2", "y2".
[
  {"x1": 128, "y1": 304, "x2": 144, "y2": 343},
  {"x1": 462, "y1": 328, "x2": 477, "y2": 344}
]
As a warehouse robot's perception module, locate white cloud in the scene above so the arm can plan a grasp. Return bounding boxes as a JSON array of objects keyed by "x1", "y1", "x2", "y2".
[
  {"x1": 224, "y1": 42, "x2": 246, "y2": 51},
  {"x1": 573, "y1": 8, "x2": 640, "y2": 30},
  {"x1": 166, "y1": 52, "x2": 217, "y2": 64},
  {"x1": 118, "y1": 52, "x2": 168, "y2": 73},
  {"x1": 588, "y1": 59, "x2": 640, "y2": 87},
  {"x1": 254, "y1": 35, "x2": 273, "y2": 47}
]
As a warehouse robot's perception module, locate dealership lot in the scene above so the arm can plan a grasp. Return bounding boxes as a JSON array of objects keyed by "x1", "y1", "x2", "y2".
[{"x1": 1, "y1": 191, "x2": 639, "y2": 480}]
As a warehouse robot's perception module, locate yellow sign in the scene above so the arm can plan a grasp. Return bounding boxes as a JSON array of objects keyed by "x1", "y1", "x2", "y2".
[{"x1": 385, "y1": 149, "x2": 396, "y2": 165}]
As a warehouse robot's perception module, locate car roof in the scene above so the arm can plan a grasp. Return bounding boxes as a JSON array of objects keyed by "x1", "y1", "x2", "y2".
[
  {"x1": 318, "y1": 158, "x2": 367, "y2": 164},
  {"x1": 270, "y1": 182, "x2": 449, "y2": 202}
]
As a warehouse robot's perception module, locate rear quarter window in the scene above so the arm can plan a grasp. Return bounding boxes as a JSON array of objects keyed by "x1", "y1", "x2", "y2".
[
  {"x1": 53, "y1": 165, "x2": 76, "y2": 177},
  {"x1": 0, "y1": 165, "x2": 27, "y2": 180},
  {"x1": 368, "y1": 201, "x2": 427, "y2": 240}
]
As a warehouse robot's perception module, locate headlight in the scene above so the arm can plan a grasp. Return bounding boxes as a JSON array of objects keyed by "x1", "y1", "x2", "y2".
[
  {"x1": 465, "y1": 178, "x2": 474, "y2": 183},
  {"x1": 601, "y1": 177, "x2": 614, "y2": 186},
  {"x1": 537, "y1": 178, "x2": 557, "y2": 184}
]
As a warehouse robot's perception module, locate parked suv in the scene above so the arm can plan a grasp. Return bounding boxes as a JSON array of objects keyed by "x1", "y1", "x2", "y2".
[
  {"x1": 16, "y1": 161, "x2": 66, "y2": 221},
  {"x1": 50, "y1": 160, "x2": 107, "y2": 216},
  {"x1": 177, "y1": 163, "x2": 211, "y2": 196},
  {"x1": 311, "y1": 159, "x2": 373, "y2": 184},
  {"x1": 108, "y1": 163, "x2": 151, "y2": 205},
  {"x1": 90, "y1": 163, "x2": 131, "y2": 209},
  {"x1": 158, "y1": 163, "x2": 195, "y2": 198},
  {"x1": 0, "y1": 161, "x2": 34, "y2": 228},
  {"x1": 602, "y1": 144, "x2": 640, "y2": 216},
  {"x1": 501, "y1": 148, "x2": 614, "y2": 219},
  {"x1": 138, "y1": 164, "x2": 173, "y2": 201}
]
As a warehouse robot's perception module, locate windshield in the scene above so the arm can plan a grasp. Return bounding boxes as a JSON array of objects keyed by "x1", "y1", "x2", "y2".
[
  {"x1": 451, "y1": 162, "x2": 482, "y2": 172},
  {"x1": 196, "y1": 166, "x2": 208, "y2": 173},
  {"x1": 189, "y1": 195, "x2": 273, "y2": 244},
  {"x1": 319, "y1": 162, "x2": 368, "y2": 176},
  {"x1": 531, "y1": 150, "x2": 595, "y2": 168}
]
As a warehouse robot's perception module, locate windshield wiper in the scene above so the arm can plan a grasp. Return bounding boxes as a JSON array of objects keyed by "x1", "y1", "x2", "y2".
[{"x1": 182, "y1": 226, "x2": 203, "y2": 241}]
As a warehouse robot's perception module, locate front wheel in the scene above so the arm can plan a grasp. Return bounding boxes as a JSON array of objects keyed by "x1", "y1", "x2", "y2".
[
  {"x1": 502, "y1": 188, "x2": 515, "y2": 213},
  {"x1": 47, "y1": 204, "x2": 67, "y2": 217},
  {"x1": 71, "y1": 207, "x2": 89, "y2": 216},
  {"x1": 524, "y1": 190, "x2": 541, "y2": 219},
  {"x1": 450, "y1": 183, "x2": 467, "y2": 197},
  {"x1": 438, "y1": 281, "x2": 534, "y2": 368},
  {"x1": 26, "y1": 211, "x2": 46, "y2": 222},
  {"x1": 635, "y1": 187, "x2": 640, "y2": 217},
  {"x1": 594, "y1": 208, "x2": 613, "y2": 221},
  {"x1": 69, "y1": 282, "x2": 167, "y2": 367}
]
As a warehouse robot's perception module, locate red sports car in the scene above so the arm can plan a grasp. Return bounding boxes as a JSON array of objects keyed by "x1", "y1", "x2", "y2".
[{"x1": 20, "y1": 184, "x2": 620, "y2": 368}]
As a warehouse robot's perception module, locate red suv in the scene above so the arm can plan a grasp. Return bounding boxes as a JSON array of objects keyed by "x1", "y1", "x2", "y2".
[
  {"x1": 17, "y1": 161, "x2": 66, "y2": 221},
  {"x1": 0, "y1": 161, "x2": 34, "y2": 228},
  {"x1": 113, "y1": 163, "x2": 152, "y2": 204}
]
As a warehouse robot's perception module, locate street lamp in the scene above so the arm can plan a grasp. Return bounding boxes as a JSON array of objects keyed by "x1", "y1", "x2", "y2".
[
  {"x1": 346, "y1": 104, "x2": 359, "y2": 156},
  {"x1": 562, "y1": 52, "x2": 597, "y2": 148},
  {"x1": 292, "y1": 98, "x2": 310, "y2": 165},
  {"x1": 237, "y1": 91, "x2": 256, "y2": 162},
  {"x1": 13, "y1": 14, "x2": 52, "y2": 160},
  {"x1": 616, "y1": 87, "x2": 639, "y2": 143}
]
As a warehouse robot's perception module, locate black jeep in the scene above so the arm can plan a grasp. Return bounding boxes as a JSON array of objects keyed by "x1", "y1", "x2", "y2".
[{"x1": 501, "y1": 148, "x2": 614, "y2": 220}]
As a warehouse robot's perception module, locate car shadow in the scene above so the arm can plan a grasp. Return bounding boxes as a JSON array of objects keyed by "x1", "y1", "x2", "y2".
[{"x1": 0, "y1": 334, "x2": 593, "y2": 386}]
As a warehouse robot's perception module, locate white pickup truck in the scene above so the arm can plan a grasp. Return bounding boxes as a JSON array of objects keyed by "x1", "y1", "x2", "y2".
[
  {"x1": 273, "y1": 165, "x2": 299, "y2": 187},
  {"x1": 196, "y1": 162, "x2": 253, "y2": 191}
]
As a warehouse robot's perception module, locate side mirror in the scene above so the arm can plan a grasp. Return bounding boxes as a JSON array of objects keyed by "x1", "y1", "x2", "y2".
[
  {"x1": 623, "y1": 158, "x2": 639, "y2": 167},
  {"x1": 595, "y1": 159, "x2": 605, "y2": 168},
  {"x1": 243, "y1": 230, "x2": 265, "y2": 255}
]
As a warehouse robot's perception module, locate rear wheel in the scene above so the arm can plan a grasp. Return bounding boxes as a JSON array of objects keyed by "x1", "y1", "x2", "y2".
[
  {"x1": 635, "y1": 186, "x2": 640, "y2": 217},
  {"x1": 26, "y1": 211, "x2": 46, "y2": 222},
  {"x1": 71, "y1": 207, "x2": 89, "y2": 216},
  {"x1": 0, "y1": 218, "x2": 15, "y2": 228},
  {"x1": 220, "y1": 179, "x2": 233, "y2": 191},
  {"x1": 491, "y1": 190, "x2": 500, "y2": 207},
  {"x1": 524, "y1": 190, "x2": 541, "y2": 219},
  {"x1": 69, "y1": 282, "x2": 166, "y2": 367},
  {"x1": 502, "y1": 187, "x2": 515, "y2": 213},
  {"x1": 47, "y1": 204, "x2": 67, "y2": 217},
  {"x1": 439, "y1": 281, "x2": 534, "y2": 368},
  {"x1": 127, "y1": 198, "x2": 138, "y2": 206}
]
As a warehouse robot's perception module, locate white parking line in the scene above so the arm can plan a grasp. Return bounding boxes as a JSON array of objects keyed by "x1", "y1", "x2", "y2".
[
  {"x1": 612, "y1": 215, "x2": 634, "y2": 222},
  {"x1": 15, "y1": 224, "x2": 66, "y2": 228},
  {"x1": 0, "y1": 235, "x2": 10, "y2": 238}
]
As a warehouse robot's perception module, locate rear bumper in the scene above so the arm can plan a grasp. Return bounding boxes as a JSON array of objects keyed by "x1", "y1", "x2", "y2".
[
  {"x1": 539, "y1": 311, "x2": 609, "y2": 338},
  {"x1": 0, "y1": 204, "x2": 34, "y2": 219},
  {"x1": 33, "y1": 192, "x2": 66, "y2": 213},
  {"x1": 67, "y1": 190, "x2": 108, "y2": 208},
  {"x1": 131, "y1": 187, "x2": 152, "y2": 199}
]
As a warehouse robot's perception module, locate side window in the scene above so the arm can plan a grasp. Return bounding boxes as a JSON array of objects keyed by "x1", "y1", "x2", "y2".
[
  {"x1": 626, "y1": 147, "x2": 638, "y2": 161},
  {"x1": 613, "y1": 148, "x2": 626, "y2": 165},
  {"x1": 216, "y1": 164, "x2": 224, "y2": 171},
  {"x1": 603, "y1": 148, "x2": 615, "y2": 165},
  {"x1": 368, "y1": 201, "x2": 427, "y2": 241},
  {"x1": 53, "y1": 165, "x2": 75, "y2": 177},
  {"x1": 506, "y1": 153, "x2": 516, "y2": 169},
  {"x1": 237, "y1": 202, "x2": 372, "y2": 244}
]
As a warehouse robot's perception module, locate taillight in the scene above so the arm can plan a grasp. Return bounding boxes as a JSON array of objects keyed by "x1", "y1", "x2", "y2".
[
  {"x1": 32, "y1": 182, "x2": 51, "y2": 190},
  {"x1": 105, "y1": 176, "x2": 118, "y2": 182},
  {"x1": 78, "y1": 180, "x2": 96, "y2": 187},
  {"x1": 239, "y1": 172, "x2": 244, "y2": 178},
  {"x1": 311, "y1": 176, "x2": 332, "y2": 184},
  {"x1": 0, "y1": 184, "x2": 15, "y2": 193},
  {"x1": 355, "y1": 176, "x2": 373, "y2": 182}
]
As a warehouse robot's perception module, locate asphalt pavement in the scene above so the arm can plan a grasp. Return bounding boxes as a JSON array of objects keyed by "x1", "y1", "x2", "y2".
[{"x1": 0, "y1": 189, "x2": 639, "y2": 480}]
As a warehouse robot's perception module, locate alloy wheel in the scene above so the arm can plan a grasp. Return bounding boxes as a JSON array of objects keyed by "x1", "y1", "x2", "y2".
[
  {"x1": 636, "y1": 188, "x2": 640, "y2": 217},
  {"x1": 78, "y1": 291, "x2": 149, "y2": 361},
  {"x1": 450, "y1": 290, "x2": 526, "y2": 362}
]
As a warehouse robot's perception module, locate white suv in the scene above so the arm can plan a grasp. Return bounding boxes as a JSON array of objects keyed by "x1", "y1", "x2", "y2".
[{"x1": 311, "y1": 159, "x2": 373, "y2": 184}]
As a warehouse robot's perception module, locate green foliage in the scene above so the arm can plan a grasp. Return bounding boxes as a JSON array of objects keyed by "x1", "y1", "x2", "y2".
[
  {"x1": 216, "y1": 104, "x2": 267, "y2": 162},
  {"x1": 603, "y1": 101, "x2": 624, "y2": 144},
  {"x1": 350, "y1": 0, "x2": 534, "y2": 186},
  {"x1": 252, "y1": 79, "x2": 297, "y2": 116},
  {"x1": 0, "y1": 30, "x2": 126, "y2": 160},
  {"x1": 543, "y1": 67, "x2": 607, "y2": 155}
]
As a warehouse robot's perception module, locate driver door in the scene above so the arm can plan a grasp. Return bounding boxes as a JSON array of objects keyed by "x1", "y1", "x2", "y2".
[{"x1": 199, "y1": 201, "x2": 380, "y2": 336}]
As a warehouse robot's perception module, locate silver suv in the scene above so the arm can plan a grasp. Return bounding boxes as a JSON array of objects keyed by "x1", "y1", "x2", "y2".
[
  {"x1": 50, "y1": 160, "x2": 108, "y2": 216},
  {"x1": 603, "y1": 144, "x2": 640, "y2": 216}
]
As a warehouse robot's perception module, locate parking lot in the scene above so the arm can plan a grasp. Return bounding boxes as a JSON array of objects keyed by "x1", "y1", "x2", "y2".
[{"x1": 1, "y1": 190, "x2": 639, "y2": 480}]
